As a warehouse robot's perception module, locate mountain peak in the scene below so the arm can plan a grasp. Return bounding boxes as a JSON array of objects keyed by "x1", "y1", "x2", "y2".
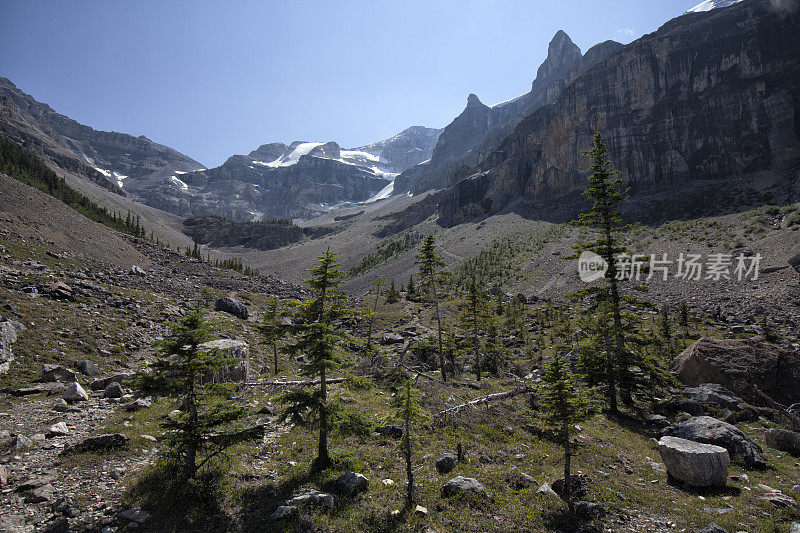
[
  {"x1": 547, "y1": 30, "x2": 580, "y2": 61},
  {"x1": 467, "y1": 93, "x2": 483, "y2": 107}
]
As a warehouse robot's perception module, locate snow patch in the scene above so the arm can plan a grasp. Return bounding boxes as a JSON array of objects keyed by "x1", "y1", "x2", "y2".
[
  {"x1": 365, "y1": 180, "x2": 395, "y2": 203},
  {"x1": 170, "y1": 175, "x2": 189, "y2": 190},
  {"x1": 113, "y1": 171, "x2": 127, "y2": 188},
  {"x1": 686, "y1": 0, "x2": 742, "y2": 13},
  {"x1": 265, "y1": 142, "x2": 325, "y2": 167}
]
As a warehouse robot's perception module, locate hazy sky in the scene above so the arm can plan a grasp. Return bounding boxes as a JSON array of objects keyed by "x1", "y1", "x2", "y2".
[{"x1": 1, "y1": 0, "x2": 696, "y2": 167}]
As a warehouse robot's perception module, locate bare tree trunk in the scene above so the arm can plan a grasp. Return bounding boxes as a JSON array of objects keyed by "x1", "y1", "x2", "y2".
[
  {"x1": 315, "y1": 366, "x2": 331, "y2": 471},
  {"x1": 433, "y1": 282, "x2": 446, "y2": 383},
  {"x1": 185, "y1": 375, "x2": 198, "y2": 479},
  {"x1": 563, "y1": 422, "x2": 573, "y2": 513},
  {"x1": 404, "y1": 416, "x2": 414, "y2": 509}
]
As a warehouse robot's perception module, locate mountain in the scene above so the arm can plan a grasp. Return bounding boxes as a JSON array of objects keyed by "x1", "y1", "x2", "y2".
[
  {"x1": 436, "y1": 0, "x2": 800, "y2": 226},
  {"x1": 393, "y1": 31, "x2": 623, "y2": 194},
  {"x1": 175, "y1": 127, "x2": 441, "y2": 221},
  {"x1": 686, "y1": 0, "x2": 743, "y2": 12},
  {"x1": 0, "y1": 77, "x2": 205, "y2": 195}
]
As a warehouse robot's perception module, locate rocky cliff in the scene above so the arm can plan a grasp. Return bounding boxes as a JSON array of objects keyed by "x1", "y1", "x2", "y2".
[
  {"x1": 394, "y1": 31, "x2": 623, "y2": 194},
  {"x1": 0, "y1": 77, "x2": 205, "y2": 194},
  {"x1": 438, "y1": 0, "x2": 800, "y2": 226}
]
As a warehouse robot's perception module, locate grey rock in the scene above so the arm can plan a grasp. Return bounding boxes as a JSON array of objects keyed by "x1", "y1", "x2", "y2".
[
  {"x1": 53, "y1": 496, "x2": 80, "y2": 517},
  {"x1": 535, "y1": 483, "x2": 560, "y2": 499},
  {"x1": 62, "y1": 433, "x2": 129, "y2": 454},
  {"x1": 24, "y1": 483, "x2": 54, "y2": 503},
  {"x1": 0, "y1": 464, "x2": 7, "y2": 487},
  {"x1": 43, "y1": 518, "x2": 69, "y2": 533},
  {"x1": 91, "y1": 373, "x2": 133, "y2": 390},
  {"x1": 62, "y1": 382, "x2": 88, "y2": 402},
  {"x1": 14, "y1": 434, "x2": 33, "y2": 449},
  {"x1": 214, "y1": 297, "x2": 249, "y2": 319},
  {"x1": 41, "y1": 364, "x2": 76, "y2": 383},
  {"x1": 47, "y1": 422, "x2": 69, "y2": 436},
  {"x1": 696, "y1": 525, "x2": 729, "y2": 533},
  {"x1": 658, "y1": 436, "x2": 729, "y2": 487},
  {"x1": 684, "y1": 383, "x2": 747, "y2": 411},
  {"x1": 198, "y1": 339, "x2": 249, "y2": 382},
  {"x1": 103, "y1": 382, "x2": 124, "y2": 399},
  {"x1": 75, "y1": 359, "x2": 100, "y2": 376},
  {"x1": 789, "y1": 522, "x2": 800, "y2": 533},
  {"x1": 0, "y1": 320, "x2": 20, "y2": 374},
  {"x1": 509, "y1": 465, "x2": 537, "y2": 487},
  {"x1": 441, "y1": 476, "x2": 487, "y2": 498},
  {"x1": 436, "y1": 453, "x2": 457, "y2": 474},
  {"x1": 119, "y1": 507, "x2": 150, "y2": 523},
  {"x1": 375, "y1": 425, "x2": 403, "y2": 439},
  {"x1": 285, "y1": 488, "x2": 335, "y2": 509},
  {"x1": 335, "y1": 471, "x2": 369, "y2": 496},
  {"x1": 764, "y1": 428, "x2": 800, "y2": 457},
  {"x1": 129, "y1": 265, "x2": 146, "y2": 277},
  {"x1": 125, "y1": 398, "x2": 151, "y2": 411},
  {"x1": 380, "y1": 332, "x2": 404, "y2": 345},
  {"x1": 661, "y1": 416, "x2": 765, "y2": 467},
  {"x1": 270, "y1": 505, "x2": 298, "y2": 520},
  {"x1": 758, "y1": 491, "x2": 799, "y2": 510}
]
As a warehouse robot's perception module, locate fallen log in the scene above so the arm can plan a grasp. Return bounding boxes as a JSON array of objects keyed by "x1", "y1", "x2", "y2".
[
  {"x1": 435, "y1": 387, "x2": 533, "y2": 417},
  {"x1": 241, "y1": 377, "x2": 346, "y2": 387}
]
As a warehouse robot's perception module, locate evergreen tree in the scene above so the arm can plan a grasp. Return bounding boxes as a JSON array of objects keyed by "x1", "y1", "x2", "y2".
[
  {"x1": 406, "y1": 275, "x2": 416, "y2": 300},
  {"x1": 536, "y1": 355, "x2": 597, "y2": 513},
  {"x1": 460, "y1": 277, "x2": 489, "y2": 381},
  {"x1": 385, "y1": 279, "x2": 400, "y2": 304},
  {"x1": 483, "y1": 319, "x2": 506, "y2": 376},
  {"x1": 415, "y1": 234, "x2": 449, "y2": 382},
  {"x1": 259, "y1": 297, "x2": 293, "y2": 375},
  {"x1": 133, "y1": 309, "x2": 262, "y2": 480},
  {"x1": 571, "y1": 132, "x2": 630, "y2": 414},
  {"x1": 281, "y1": 249, "x2": 354, "y2": 471},
  {"x1": 678, "y1": 301, "x2": 690, "y2": 338},
  {"x1": 385, "y1": 377, "x2": 431, "y2": 509}
]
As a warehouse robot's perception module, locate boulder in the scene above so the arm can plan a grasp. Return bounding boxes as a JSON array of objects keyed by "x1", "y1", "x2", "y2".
[
  {"x1": 0, "y1": 464, "x2": 7, "y2": 487},
  {"x1": 696, "y1": 525, "x2": 729, "y2": 533},
  {"x1": 441, "y1": 476, "x2": 488, "y2": 498},
  {"x1": 759, "y1": 491, "x2": 799, "y2": 510},
  {"x1": 125, "y1": 398, "x2": 151, "y2": 411},
  {"x1": 535, "y1": 483, "x2": 560, "y2": 499},
  {"x1": 509, "y1": 466, "x2": 537, "y2": 487},
  {"x1": 380, "y1": 332, "x2": 404, "y2": 345},
  {"x1": 0, "y1": 319, "x2": 22, "y2": 374},
  {"x1": 270, "y1": 505, "x2": 298, "y2": 520},
  {"x1": 47, "y1": 422, "x2": 69, "y2": 436},
  {"x1": 764, "y1": 428, "x2": 800, "y2": 456},
  {"x1": 436, "y1": 453, "x2": 457, "y2": 474},
  {"x1": 335, "y1": 471, "x2": 369, "y2": 496},
  {"x1": 42, "y1": 518, "x2": 69, "y2": 533},
  {"x1": 91, "y1": 373, "x2": 133, "y2": 391},
  {"x1": 658, "y1": 436, "x2": 729, "y2": 487},
  {"x1": 62, "y1": 382, "x2": 88, "y2": 403},
  {"x1": 41, "y1": 364, "x2": 76, "y2": 383},
  {"x1": 671, "y1": 338, "x2": 800, "y2": 407},
  {"x1": 284, "y1": 488, "x2": 335, "y2": 509},
  {"x1": 214, "y1": 297, "x2": 249, "y2": 319},
  {"x1": 129, "y1": 265, "x2": 146, "y2": 277},
  {"x1": 790, "y1": 523, "x2": 800, "y2": 533},
  {"x1": 198, "y1": 339, "x2": 250, "y2": 383},
  {"x1": 103, "y1": 382, "x2": 124, "y2": 399},
  {"x1": 684, "y1": 383, "x2": 748, "y2": 411},
  {"x1": 62, "y1": 433, "x2": 129, "y2": 454},
  {"x1": 44, "y1": 282, "x2": 73, "y2": 299},
  {"x1": 75, "y1": 360, "x2": 100, "y2": 376},
  {"x1": 661, "y1": 416, "x2": 765, "y2": 467},
  {"x1": 119, "y1": 507, "x2": 150, "y2": 523}
]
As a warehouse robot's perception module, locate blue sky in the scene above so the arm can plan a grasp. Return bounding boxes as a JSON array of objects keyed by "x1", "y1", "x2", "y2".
[{"x1": 1, "y1": 0, "x2": 696, "y2": 167}]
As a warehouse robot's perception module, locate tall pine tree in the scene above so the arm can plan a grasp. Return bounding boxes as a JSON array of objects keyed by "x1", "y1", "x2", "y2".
[{"x1": 415, "y1": 234, "x2": 449, "y2": 382}]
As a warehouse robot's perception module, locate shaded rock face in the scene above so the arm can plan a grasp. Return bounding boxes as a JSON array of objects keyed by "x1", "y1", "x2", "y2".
[
  {"x1": 671, "y1": 338, "x2": 800, "y2": 408},
  {"x1": 437, "y1": 0, "x2": 800, "y2": 225},
  {"x1": 214, "y1": 297, "x2": 249, "y2": 320},
  {"x1": 661, "y1": 416, "x2": 765, "y2": 467},
  {"x1": 353, "y1": 126, "x2": 442, "y2": 172},
  {"x1": 764, "y1": 428, "x2": 800, "y2": 456},
  {"x1": 659, "y1": 436, "x2": 729, "y2": 487},
  {"x1": 395, "y1": 31, "x2": 623, "y2": 195}
]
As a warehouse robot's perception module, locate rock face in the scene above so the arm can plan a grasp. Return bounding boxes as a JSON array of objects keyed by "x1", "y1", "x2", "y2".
[
  {"x1": 214, "y1": 297, "x2": 249, "y2": 319},
  {"x1": 764, "y1": 428, "x2": 800, "y2": 456},
  {"x1": 0, "y1": 76, "x2": 204, "y2": 194},
  {"x1": 671, "y1": 338, "x2": 800, "y2": 407},
  {"x1": 198, "y1": 339, "x2": 250, "y2": 383},
  {"x1": 436, "y1": 0, "x2": 800, "y2": 225},
  {"x1": 661, "y1": 416, "x2": 765, "y2": 467},
  {"x1": 658, "y1": 436, "x2": 729, "y2": 487},
  {"x1": 395, "y1": 30, "x2": 623, "y2": 195}
]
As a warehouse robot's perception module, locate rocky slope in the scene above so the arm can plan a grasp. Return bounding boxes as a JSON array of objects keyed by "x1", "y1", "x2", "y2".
[
  {"x1": 0, "y1": 77, "x2": 205, "y2": 195},
  {"x1": 394, "y1": 31, "x2": 623, "y2": 194},
  {"x1": 437, "y1": 0, "x2": 800, "y2": 225}
]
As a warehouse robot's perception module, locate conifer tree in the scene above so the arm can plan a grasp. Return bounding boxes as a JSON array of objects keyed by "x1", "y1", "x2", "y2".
[
  {"x1": 536, "y1": 355, "x2": 597, "y2": 513},
  {"x1": 281, "y1": 249, "x2": 354, "y2": 471},
  {"x1": 385, "y1": 377, "x2": 431, "y2": 509},
  {"x1": 461, "y1": 277, "x2": 489, "y2": 381},
  {"x1": 678, "y1": 301, "x2": 690, "y2": 338},
  {"x1": 385, "y1": 279, "x2": 400, "y2": 304},
  {"x1": 406, "y1": 275, "x2": 416, "y2": 300},
  {"x1": 133, "y1": 309, "x2": 262, "y2": 480},
  {"x1": 259, "y1": 297, "x2": 293, "y2": 375},
  {"x1": 659, "y1": 306, "x2": 673, "y2": 355},
  {"x1": 571, "y1": 132, "x2": 629, "y2": 414},
  {"x1": 415, "y1": 234, "x2": 449, "y2": 382}
]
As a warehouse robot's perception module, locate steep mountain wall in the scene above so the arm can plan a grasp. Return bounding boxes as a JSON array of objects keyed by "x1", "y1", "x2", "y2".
[{"x1": 438, "y1": 0, "x2": 800, "y2": 225}]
